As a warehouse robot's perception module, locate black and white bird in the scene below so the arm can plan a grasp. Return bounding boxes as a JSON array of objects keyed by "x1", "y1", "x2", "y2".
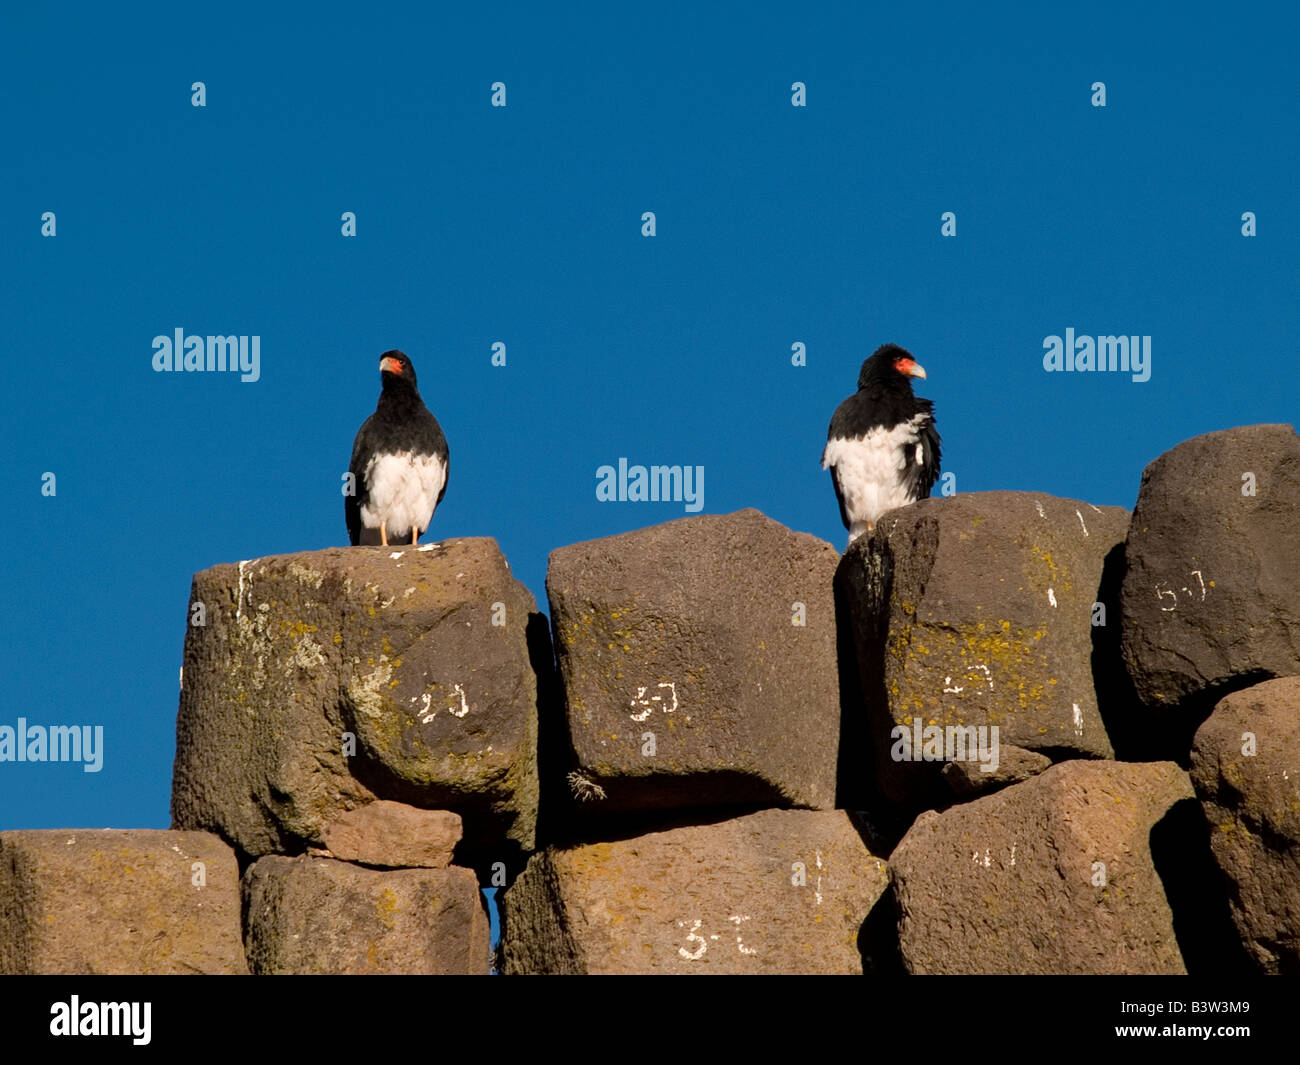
[
  {"x1": 822, "y1": 343, "x2": 941, "y2": 545},
  {"x1": 346, "y1": 350, "x2": 449, "y2": 546}
]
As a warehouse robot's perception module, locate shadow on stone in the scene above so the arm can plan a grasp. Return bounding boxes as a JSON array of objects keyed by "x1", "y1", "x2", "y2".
[
  {"x1": 1092, "y1": 541, "x2": 1164, "y2": 760},
  {"x1": 857, "y1": 880, "x2": 907, "y2": 976},
  {"x1": 834, "y1": 552, "x2": 872, "y2": 810},
  {"x1": 544, "y1": 798, "x2": 776, "y2": 849},
  {"x1": 1149, "y1": 797, "x2": 1254, "y2": 975},
  {"x1": 1096, "y1": 540, "x2": 1272, "y2": 765},
  {"x1": 526, "y1": 610, "x2": 568, "y2": 853},
  {"x1": 343, "y1": 727, "x2": 529, "y2": 883}
]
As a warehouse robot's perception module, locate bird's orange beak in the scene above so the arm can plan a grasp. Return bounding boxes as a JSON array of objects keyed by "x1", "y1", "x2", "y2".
[
  {"x1": 897, "y1": 358, "x2": 926, "y2": 379},
  {"x1": 380, "y1": 356, "x2": 403, "y2": 374}
]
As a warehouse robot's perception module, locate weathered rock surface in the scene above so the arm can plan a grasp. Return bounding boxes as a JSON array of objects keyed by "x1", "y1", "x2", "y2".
[
  {"x1": 318, "y1": 802, "x2": 461, "y2": 868},
  {"x1": 170, "y1": 540, "x2": 540, "y2": 860},
  {"x1": 0, "y1": 829, "x2": 246, "y2": 974},
  {"x1": 243, "y1": 855, "x2": 488, "y2": 974},
  {"x1": 1190, "y1": 676, "x2": 1300, "y2": 973},
  {"x1": 503, "y1": 808, "x2": 887, "y2": 974},
  {"x1": 1121, "y1": 425, "x2": 1300, "y2": 713},
  {"x1": 547, "y1": 509, "x2": 841, "y2": 814},
  {"x1": 941, "y1": 743, "x2": 1051, "y2": 797},
  {"x1": 891, "y1": 760, "x2": 1193, "y2": 974},
  {"x1": 838, "y1": 491, "x2": 1128, "y2": 805}
]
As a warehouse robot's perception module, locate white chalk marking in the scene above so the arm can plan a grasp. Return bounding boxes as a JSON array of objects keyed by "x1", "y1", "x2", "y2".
[
  {"x1": 236, "y1": 559, "x2": 260, "y2": 619},
  {"x1": 449, "y1": 683, "x2": 470, "y2": 718},
  {"x1": 730, "y1": 914, "x2": 757, "y2": 956},
  {"x1": 677, "y1": 919, "x2": 707, "y2": 960},
  {"x1": 630, "y1": 681, "x2": 678, "y2": 721}
]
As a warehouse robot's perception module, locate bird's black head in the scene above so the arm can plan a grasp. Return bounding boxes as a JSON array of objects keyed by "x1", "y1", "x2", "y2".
[
  {"x1": 379, "y1": 350, "x2": 418, "y2": 388},
  {"x1": 858, "y1": 343, "x2": 927, "y2": 391}
]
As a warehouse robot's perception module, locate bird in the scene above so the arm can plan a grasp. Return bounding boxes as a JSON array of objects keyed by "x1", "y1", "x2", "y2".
[
  {"x1": 346, "y1": 350, "x2": 449, "y2": 546},
  {"x1": 822, "y1": 343, "x2": 941, "y2": 545}
]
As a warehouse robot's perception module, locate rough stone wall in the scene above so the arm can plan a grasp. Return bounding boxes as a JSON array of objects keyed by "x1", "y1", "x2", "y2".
[{"x1": 3, "y1": 425, "x2": 1295, "y2": 975}]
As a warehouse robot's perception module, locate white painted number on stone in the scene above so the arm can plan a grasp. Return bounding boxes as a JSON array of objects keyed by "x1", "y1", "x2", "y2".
[
  {"x1": 730, "y1": 914, "x2": 757, "y2": 955},
  {"x1": 630, "y1": 681, "x2": 678, "y2": 722},
  {"x1": 972, "y1": 845, "x2": 1016, "y2": 868},
  {"x1": 413, "y1": 683, "x2": 470, "y2": 722},
  {"x1": 677, "y1": 919, "x2": 707, "y2": 960},
  {"x1": 676, "y1": 916, "x2": 758, "y2": 960},
  {"x1": 450, "y1": 683, "x2": 470, "y2": 718},
  {"x1": 1155, "y1": 570, "x2": 1210, "y2": 612},
  {"x1": 945, "y1": 664, "x2": 993, "y2": 695}
]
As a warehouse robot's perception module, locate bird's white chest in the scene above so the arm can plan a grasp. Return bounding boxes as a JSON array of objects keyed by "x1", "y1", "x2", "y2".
[
  {"x1": 822, "y1": 415, "x2": 927, "y2": 531},
  {"x1": 360, "y1": 451, "x2": 446, "y2": 537}
]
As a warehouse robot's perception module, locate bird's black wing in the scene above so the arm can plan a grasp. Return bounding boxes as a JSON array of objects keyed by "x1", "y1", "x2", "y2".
[
  {"x1": 902, "y1": 400, "x2": 941, "y2": 501},
  {"x1": 345, "y1": 414, "x2": 376, "y2": 546},
  {"x1": 828, "y1": 467, "x2": 851, "y2": 531},
  {"x1": 431, "y1": 416, "x2": 449, "y2": 507}
]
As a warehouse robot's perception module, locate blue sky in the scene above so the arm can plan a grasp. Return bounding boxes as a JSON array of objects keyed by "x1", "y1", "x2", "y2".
[{"x1": 2, "y1": 2, "x2": 1297, "y2": 833}]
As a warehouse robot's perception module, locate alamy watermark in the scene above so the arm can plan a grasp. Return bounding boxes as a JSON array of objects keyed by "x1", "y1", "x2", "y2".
[
  {"x1": 890, "y1": 720, "x2": 1000, "y2": 773},
  {"x1": 0, "y1": 718, "x2": 103, "y2": 772},
  {"x1": 595, "y1": 459, "x2": 704, "y2": 513},
  {"x1": 151, "y1": 328, "x2": 260, "y2": 382},
  {"x1": 1042, "y1": 329, "x2": 1150, "y2": 383},
  {"x1": 50, "y1": 996, "x2": 150, "y2": 1045}
]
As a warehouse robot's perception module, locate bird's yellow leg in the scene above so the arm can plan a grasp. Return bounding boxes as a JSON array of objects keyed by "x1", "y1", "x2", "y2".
[
  {"x1": 411, "y1": 528, "x2": 419, "y2": 545},
  {"x1": 380, "y1": 521, "x2": 388, "y2": 546}
]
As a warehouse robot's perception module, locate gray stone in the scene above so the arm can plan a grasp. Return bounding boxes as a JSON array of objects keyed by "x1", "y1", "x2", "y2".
[
  {"x1": 891, "y1": 760, "x2": 1193, "y2": 974},
  {"x1": 838, "y1": 491, "x2": 1128, "y2": 805},
  {"x1": 170, "y1": 540, "x2": 540, "y2": 861},
  {"x1": 941, "y1": 743, "x2": 1052, "y2": 797},
  {"x1": 503, "y1": 808, "x2": 888, "y2": 974},
  {"x1": 243, "y1": 854, "x2": 488, "y2": 974},
  {"x1": 1121, "y1": 424, "x2": 1300, "y2": 713},
  {"x1": 318, "y1": 802, "x2": 461, "y2": 868},
  {"x1": 1190, "y1": 676, "x2": 1300, "y2": 973},
  {"x1": 0, "y1": 829, "x2": 246, "y2": 974},
  {"x1": 547, "y1": 509, "x2": 842, "y2": 814}
]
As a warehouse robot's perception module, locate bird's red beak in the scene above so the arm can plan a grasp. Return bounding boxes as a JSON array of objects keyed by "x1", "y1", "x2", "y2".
[
  {"x1": 380, "y1": 357, "x2": 403, "y2": 374},
  {"x1": 896, "y1": 358, "x2": 926, "y2": 379}
]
